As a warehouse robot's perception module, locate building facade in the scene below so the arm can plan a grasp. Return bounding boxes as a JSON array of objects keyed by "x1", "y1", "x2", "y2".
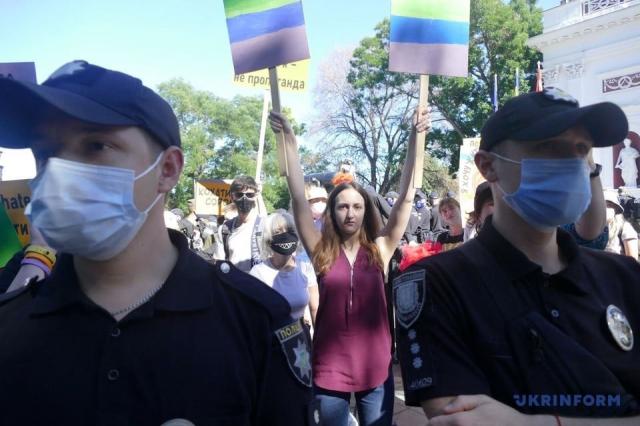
[{"x1": 528, "y1": 0, "x2": 640, "y2": 191}]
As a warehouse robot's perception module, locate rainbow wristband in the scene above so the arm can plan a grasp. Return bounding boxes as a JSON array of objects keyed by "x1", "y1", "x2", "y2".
[
  {"x1": 20, "y1": 257, "x2": 52, "y2": 277},
  {"x1": 24, "y1": 245, "x2": 57, "y2": 264},
  {"x1": 24, "y1": 252, "x2": 55, "y2": 270}
]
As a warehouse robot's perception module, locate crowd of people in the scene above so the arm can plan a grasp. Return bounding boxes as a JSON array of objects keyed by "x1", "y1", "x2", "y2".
[{"x1": 0, "y1": 61, "x2": 639, "y2": 426}]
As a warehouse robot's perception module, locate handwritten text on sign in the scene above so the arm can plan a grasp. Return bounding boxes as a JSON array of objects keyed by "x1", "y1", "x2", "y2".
[
  {"x1": 0, "y1": 179, "x2": 32, "y2": 246},
  {"x1": 233, "y1": 60, "x2": 308, "y2": 92}
]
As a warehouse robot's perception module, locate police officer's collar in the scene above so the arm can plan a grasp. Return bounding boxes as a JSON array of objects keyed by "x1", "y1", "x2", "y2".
[
  {"x1": 477, "y1": 216, "x2": 588, "y2": 295},
  {"x1": 31, "y1": 229, "x2": 215, "y2": 316}
]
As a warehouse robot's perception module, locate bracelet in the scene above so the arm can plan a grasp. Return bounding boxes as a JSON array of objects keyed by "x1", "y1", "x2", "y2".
[
  {"x1": 24, "y1": 245, "x2": 57, "y2": 264},
  {"x1": 20, "y1": 257, "x2": 51, "y2": 277},
  {"x1": 554, "y1": 414, "x2": 562, "y2": 426},
  {"x1": 23, "y1": 252, "x2": 55, "y2": 270}
]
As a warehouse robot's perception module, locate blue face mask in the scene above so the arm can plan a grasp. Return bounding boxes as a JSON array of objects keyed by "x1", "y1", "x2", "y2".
[
  {"x1": 493, "y1": 154, "x2": 591, "y2": 231},
  {"x1": 415, "y1": 199, "x2": 426, "y2": 210}
]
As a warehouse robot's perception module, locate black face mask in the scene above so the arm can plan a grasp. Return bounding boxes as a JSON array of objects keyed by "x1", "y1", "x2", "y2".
[
  {"x1": 234, "y1": 197, "x2": 255, "y2": 214},
  {"x1": 270, "y1": 231, "x2": 299, "y2": 256}
]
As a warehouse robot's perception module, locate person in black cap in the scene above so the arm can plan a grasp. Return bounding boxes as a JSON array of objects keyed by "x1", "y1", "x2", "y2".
[
  {"x1": 410, "y1": 189, "x2": 432, "y2": 242},
  {"x1": 394, "y1": 88, "x2": 640, "y2": 424},
  {"x1": 0, "y1": 61, "x2": 316, "y2": 425}
]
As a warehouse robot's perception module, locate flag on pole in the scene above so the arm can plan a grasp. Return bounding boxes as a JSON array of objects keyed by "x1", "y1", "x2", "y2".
[
  {"x1": 389, "y1": 0, "x2": 470, "y2": 77},
  {"x1": 515, "y1": 67, "x2": 520, "y2": 96},
  {"x1": 492, "y1": 74, "x2": 499, "y2": 112},
  {"x1": 224, "y1": 0, "x2": 310, "y2": 74},
  {"x1": 534, "y1": 61, "x2": 543, "y2": 92}
]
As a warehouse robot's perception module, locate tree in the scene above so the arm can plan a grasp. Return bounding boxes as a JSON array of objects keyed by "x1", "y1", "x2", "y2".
[
  {"x1": 157, "y1": 79, "x2": 306, "y2": 212},
  {"x1": 311, "y1": 0, "x2": 542, "y2": 190},
  {"x1": 428, "y1": 0, "x2": 543, "y2": 172}
]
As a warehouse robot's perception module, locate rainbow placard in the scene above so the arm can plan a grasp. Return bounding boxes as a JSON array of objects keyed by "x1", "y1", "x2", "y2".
[
  {"x1": 389, "y1": 0, "x2": 470, "y2": 77},
  {"x1": 224, "y1": 0, "x2": 310, "y2": 75}
]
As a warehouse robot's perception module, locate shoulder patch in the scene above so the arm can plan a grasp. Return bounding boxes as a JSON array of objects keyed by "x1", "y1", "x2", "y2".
[
  {"x1": 393, "y1": 270, "x2": 426, "y2": 329},
  {"x1": 274, "y1": 320, "x2": 312, "y2": 387},
  {"x1": 214, "y1": 260, "x2": 291, "y2": 321}
]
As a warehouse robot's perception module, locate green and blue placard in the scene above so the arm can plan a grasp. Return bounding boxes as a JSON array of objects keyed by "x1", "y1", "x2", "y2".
[
  {"x1": 389, "y1": 0, "x2": 470, "y2": 77},
  {"x1": 224, "y1": 0, "x2": 310, "y2": 74}
]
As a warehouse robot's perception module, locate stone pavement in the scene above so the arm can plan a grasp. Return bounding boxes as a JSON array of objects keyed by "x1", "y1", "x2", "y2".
[{"x1": 391, "y1": 364, "x2": 427, "y2": 426}]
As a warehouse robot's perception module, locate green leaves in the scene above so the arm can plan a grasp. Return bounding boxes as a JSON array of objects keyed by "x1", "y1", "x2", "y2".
[{"x1": 157, "y1": 80, "x2": 300, "y2": 211}]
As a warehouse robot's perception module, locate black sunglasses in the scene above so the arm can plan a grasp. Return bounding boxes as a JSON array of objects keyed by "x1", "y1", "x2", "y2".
[{"x1": 233, "y1": 191, "x2": 257, "y2": 199}]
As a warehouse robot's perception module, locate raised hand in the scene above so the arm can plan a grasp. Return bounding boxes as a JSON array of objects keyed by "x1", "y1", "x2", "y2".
[
  {"x1": 413, "y1": 106, "x2": 432, "y2": 134},
  {"x1": 269, "y1": 111, "x2": 294, "y2": 135}
]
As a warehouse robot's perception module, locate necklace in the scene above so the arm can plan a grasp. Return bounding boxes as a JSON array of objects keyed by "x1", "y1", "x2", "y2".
[{"x1": 109, "y1": 281, "x2": 166, "y2": 317}]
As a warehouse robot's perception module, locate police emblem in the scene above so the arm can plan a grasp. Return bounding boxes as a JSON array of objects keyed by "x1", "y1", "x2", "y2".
[
  {"x1": 275, "y1": 320, "x2": 312, "y2": 387},
  {"x1": 393, "y1": 270, "x2": 426, "y2": 329},
  {"x1": 606, "y1": 305, "x2": 634, "y2": 351}
]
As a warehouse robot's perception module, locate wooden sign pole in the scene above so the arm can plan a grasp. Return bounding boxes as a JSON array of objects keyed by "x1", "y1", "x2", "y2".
[
  {"x1": 255, "y1": 90, "x2": 269, "y2": 183},
  {"x1": 413, "y1": 74, "x2": 429, "y2": 188},
  {"x1": 268, "y1": 67, "x2": 289, "y2": 176}
]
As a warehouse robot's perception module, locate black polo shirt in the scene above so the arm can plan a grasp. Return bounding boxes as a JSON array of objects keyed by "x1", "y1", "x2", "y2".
[
  {"x1": 0, "y1": 230, "x2": 315, "y2": 426},
  {"x1": 394, "y1": 217, "x2": 640, "y2": 417}
]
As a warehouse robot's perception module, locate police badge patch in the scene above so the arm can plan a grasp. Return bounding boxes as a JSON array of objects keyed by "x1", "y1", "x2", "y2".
[
  {"x1": 393, "y1": 270, "x2": 426, "y2": 329},
  {"x1": 275, "y1": 320, "x2": 313, "y2": 387}
]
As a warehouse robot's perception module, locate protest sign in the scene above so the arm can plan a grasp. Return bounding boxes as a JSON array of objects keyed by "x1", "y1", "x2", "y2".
[
  {"x1": 389, "y1": 0, "x2": 470, "y2": 77},
  {"x1": 196, "y1": 179, "x2": 232, "y2": 216},
  {"x1": 194, "y1": 180, "x2": 220, "y2": 215},
  {"x1": 0, "y1": 62, "x2": 37, "y2": 83},
  {"x1": 233, "y1": 59, "x2": 309, "y2": 92},
  {"x1": 0, "y1": 180, "x2": 32, "y2": 260},
  {"x1": 224, "y1": 0, "x2": 310, "y2": 74},
  {"x1": 0, "y1": 205, "x2": 22, "y2": 268},
  {"x1": 458, "y1": 138, "x2": 484, "y2": 216}
]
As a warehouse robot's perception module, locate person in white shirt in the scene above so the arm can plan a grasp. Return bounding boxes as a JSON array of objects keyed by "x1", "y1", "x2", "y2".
[
  {"x1": 214, "y1": 176, "x2": 266, "y2": 272},
  {"x1": 250, "y1": 211, "x2": 319, "y2": 324}
]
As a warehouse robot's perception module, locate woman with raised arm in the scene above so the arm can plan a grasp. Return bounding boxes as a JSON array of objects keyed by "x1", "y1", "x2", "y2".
[{"x1": 269, "y1": 109, "x2": 431, "y2": 426}]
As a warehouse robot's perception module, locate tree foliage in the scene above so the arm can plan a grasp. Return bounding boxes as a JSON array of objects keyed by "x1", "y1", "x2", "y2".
[
  {"x1": 312, "y1": 0, "x2": 542, "y2": 192},
  {"x1": 157, "y1": 79, "x2": 309, "y2": 212}
]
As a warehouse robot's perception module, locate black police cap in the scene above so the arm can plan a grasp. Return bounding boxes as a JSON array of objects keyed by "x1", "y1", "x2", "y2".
[
  {"x1": 480, "y1": 88, "x2": 628, "y2": 151},
  {"x1": 0, "y1": 60, "x2": 180, "y2": 149}
]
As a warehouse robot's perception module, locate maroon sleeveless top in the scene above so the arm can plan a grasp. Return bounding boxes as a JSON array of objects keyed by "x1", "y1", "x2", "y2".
[{"x1": 312, "y1": 247, "x2": 392, "y2": 392}]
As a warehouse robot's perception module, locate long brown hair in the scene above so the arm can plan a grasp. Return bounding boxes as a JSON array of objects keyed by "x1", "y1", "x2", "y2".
[{"x1": 312, "y1": 182, "x2": 383, "y2": 275}]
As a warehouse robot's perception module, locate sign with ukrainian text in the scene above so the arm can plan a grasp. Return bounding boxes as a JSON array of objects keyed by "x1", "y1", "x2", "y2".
[
  {"x1": 194, "y1": 180, "x2": 221, "y2": 215},
  {"x1": 458, "y1": 138, "x2": 484, "y2": 216},
  {"x1": 233, "y1": 59, "x2": 309, "y2": 92},
  {"x1": 0, "y1": 179, "x2": 32, "y2": 247},
  {"x1": 0, "y1": 62, "x2": 37, "y2": 83},
  {"x1": 0, "y1": 205, "x2": 22, "y2": 268},
  {"x1": 389, "y1": 0, "x2": 470, "y2": 77},
  {"x1": 224, "y1": 0, "x2": 310, "y2": 74}
]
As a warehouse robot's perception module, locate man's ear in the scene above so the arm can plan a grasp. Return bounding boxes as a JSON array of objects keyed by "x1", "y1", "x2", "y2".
[
  {"x1": 158, "y1": 146, "x2": 184, "y2": 194},
  {"x1": 475, "y1": 150, "x2": 498, "y2": 182}
]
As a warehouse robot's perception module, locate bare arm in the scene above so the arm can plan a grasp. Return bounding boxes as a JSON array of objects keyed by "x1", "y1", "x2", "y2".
[
  {"x1": 269, "y1": 112, "x2": 321, "y2": 255},
  {"x1": 574, "y1": 157, "x2": 606, "y2": 240},
  {"x1": 308, "y1": 284, "x2": 319, "y2": 328},
  {"x1": 7, "y1": 226, "x2": 50, "y2": 292},
  {"x1": 377, "y1": 108, "x2": 431, "y2": 265},
  {"x1": 623, "y1": 237, "x2": 638, "y2": 261}
]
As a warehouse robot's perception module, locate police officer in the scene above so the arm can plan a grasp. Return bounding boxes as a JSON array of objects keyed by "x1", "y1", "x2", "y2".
[
  {"x1": 0, "y1": 61, "x2": 316, "y2": 425},
  {"x1": 394, "y1": 88, "x2": 640, "y2": 425}
]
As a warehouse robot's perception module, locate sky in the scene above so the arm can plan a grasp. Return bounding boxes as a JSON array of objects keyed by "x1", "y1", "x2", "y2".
[{"x1": 0, "y1": 0, "x2": 559, "y2": 181}]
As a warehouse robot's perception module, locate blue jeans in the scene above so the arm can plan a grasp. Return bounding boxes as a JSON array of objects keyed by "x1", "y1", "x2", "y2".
[{"x1": 314, "y1": 372, "x2": 394, "y2": 426}]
